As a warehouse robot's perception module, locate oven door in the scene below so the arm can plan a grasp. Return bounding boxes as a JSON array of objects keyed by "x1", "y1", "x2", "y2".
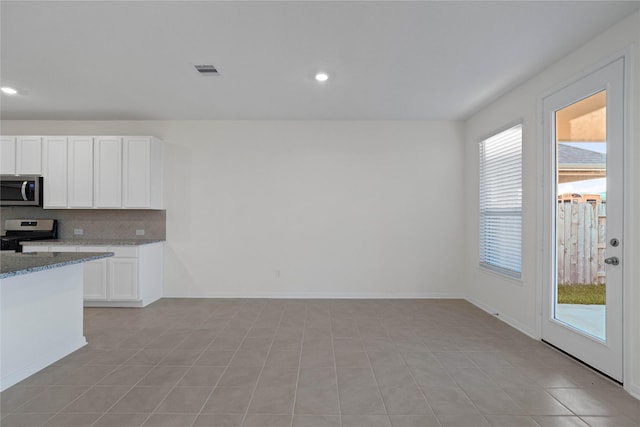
[{"x1": 0, "y1": 176, "x2": 42, "y2": 206}]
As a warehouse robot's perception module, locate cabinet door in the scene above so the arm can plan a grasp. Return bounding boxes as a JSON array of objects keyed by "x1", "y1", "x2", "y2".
[
  {"x1": 84, "y1": 259, "x2": 108, "y2": 300},
  {"x1": 94, "y1": 137, "x2": 122, "y2": 208},
  {"x1": 43, "y1": 137, "x2": 68, "y2": 208},
  {"x1": 16, "y1": 137, "x2": 42, "y2": 175},
  {"x1": 0, "y1": 136, "x2": 16, "y2": 175},
  {"x1": 68, "y1": 137, "x2": 94, "y2": 207},
  {"x1": 123, "y1": 137, "x2": 151, "y2": 208},
  {"x1": 108, "y1": 258, "x2": 138, "y2": 300}
]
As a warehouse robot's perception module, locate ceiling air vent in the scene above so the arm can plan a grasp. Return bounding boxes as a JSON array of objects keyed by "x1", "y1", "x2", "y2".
[{"x1": 194, "y1": 65, "x2": 220, "y2": 76}]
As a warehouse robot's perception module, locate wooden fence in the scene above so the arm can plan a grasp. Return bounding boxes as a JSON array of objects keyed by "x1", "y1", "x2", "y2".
[{"x1": 557, "y1": 202, "x2": 606, "y2": 285}]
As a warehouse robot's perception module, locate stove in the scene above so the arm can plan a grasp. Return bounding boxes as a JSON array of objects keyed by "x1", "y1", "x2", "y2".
[{"x1": 1, "y1": 219, "x2": 58, "y2": 252}]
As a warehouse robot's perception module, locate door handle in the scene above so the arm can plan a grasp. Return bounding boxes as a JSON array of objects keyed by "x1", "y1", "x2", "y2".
[{"x1": 604, "y1": 257, "x2": 620, "y2": 266}]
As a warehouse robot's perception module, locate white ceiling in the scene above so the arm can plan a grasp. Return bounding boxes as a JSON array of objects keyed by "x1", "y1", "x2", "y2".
[{"x1": 1, "y1": 1, "x2": 639, "y2": 121}]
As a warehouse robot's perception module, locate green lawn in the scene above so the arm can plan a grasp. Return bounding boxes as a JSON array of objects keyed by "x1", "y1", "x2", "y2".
[{"x1": 557, "y1": 284, "x2": 606, "y2": 305}]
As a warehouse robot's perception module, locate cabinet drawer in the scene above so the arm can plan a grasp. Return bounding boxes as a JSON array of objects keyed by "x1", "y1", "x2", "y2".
[
  {"x1": 49, "y1": 246, "x2": 77, "y2": 253},
  {"x1": 109, "y1": 246, "x2": 138, "y2": 257},
  {"x1": 22, "y1": 245, "x2": 48, "y2": 253},
  {"x1": 77, "y1": 246, "x2": 109, "y2": 253}
]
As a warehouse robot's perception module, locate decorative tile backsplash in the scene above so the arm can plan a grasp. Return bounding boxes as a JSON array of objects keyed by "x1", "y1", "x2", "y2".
[{"x1": 0, "y1": 207, "x2": 166, "y2": 240}]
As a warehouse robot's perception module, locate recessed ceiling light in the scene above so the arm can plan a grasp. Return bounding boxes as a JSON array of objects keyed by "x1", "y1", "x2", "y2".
[
  {"x1": 315, "y1": 73, "x2": 329, "y2": 82},
  {"x1": 1, "y1": 87, "x2": 18, "y2": 95}
]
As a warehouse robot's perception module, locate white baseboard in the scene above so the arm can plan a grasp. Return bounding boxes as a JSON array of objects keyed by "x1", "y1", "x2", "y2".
[
  {"x1": 625, "y1": 382, "x2": 640, "y2": 400},
  {"x1": 465, "y1": 296, "x2": 539, "y2": 339},
  {"x1": 84, "y1": 300, "x2": 144, "y2": 308},
  {"x1": 162, "y1": 292, "x2": 465, "y2": 299}
]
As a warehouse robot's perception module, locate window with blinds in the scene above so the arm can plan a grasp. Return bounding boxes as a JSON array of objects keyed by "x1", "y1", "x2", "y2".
[{"x1": 479, "y1": 123, "x2": 522, "y2": 278}]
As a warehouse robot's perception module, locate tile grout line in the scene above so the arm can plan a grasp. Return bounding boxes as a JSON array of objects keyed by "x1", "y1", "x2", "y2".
[
  {"x1": 180, "y1": 303, "x2": 242, "y2": 426},
  {"x1": 186, "y1": 300, "x2": 260, "y2": 427},
  {"x1": 89, "y1": 312, "x2": 203, "y2": 426},
  {"x1": 89, "y1": 300, "x2": 243, "y2": 427},
  {"x1": 388, "y1": 304, "x2": 442, "y2": 425},
  {"x1": 238, "y1": 301, "x2": 286, "y2": 427},
  {"x1": 121, "y1": 314, "x2": 210, "y2": 426},
  {"x1": 194, "y1": 299, "x2": 270, "y2": 427},
  {"x1": 4, "y1": 329, "x2": 135, "y2": 423},
  {"x1": 464, "y1": 348, "x2": 578, "y2": 421},
  {"x1": 288, "y1": 301, "x2": 308, "y2": 427},
  {"x1": 329, "y1": 303, "x2": 344, "y2": 427},
  {"x1": 28, "y1": 336, "x2": 145, "y2": 427},
  {"x1": 181, "y1": 302, "x2": 259, "y2": 427},
  {"x1": 387, "y1": 327, "x2": 443, "y2": 427},
  {"x1": 399, "y1": 309, "x2": 489, "y2": 426},
  {"x1": 355, "y1": 311, "x2": 393, "y2": 427}
]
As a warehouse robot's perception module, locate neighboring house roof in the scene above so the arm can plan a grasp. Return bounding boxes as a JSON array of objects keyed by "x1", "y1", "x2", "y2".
[
  {"x1": 558, "y1": 144, "x2": 606, "y2": 167},
  {"x1": 557, "y1": 144, "x2": 605, "y2": 184}
]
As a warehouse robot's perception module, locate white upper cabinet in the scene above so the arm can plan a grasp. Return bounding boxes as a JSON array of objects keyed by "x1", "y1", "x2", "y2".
[
  {"x1": 16, "y1": 137, "x2": 43, "y2": 175},
  {"x1": 68, "y1": 137, "x2": 94, "y2": 208},
  {"x1": 1, "y1": 137, "x2": 16, "y2": 174},
  {"x1": 43, "y1": 137, "x2": 68, "y2": 208},
  {"x1": 1, "y1": 136, "x2": 42, "y2": 175},
  {"x1": 43, "y1": 136, "x2": 94, "y2": 208},
  {"x1": 38, "y1": 135, "x2": 163, "y2": 210},
  {"x1": 94, "y1": 136, "x2": 123, "y2": 208},
  {"x1": 123, "y1": 136, "x2": 163, "y2": 209}
]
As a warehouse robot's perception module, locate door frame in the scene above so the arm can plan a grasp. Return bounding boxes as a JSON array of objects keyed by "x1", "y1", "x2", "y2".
[{"x1": 536, "y1": 48, "x2": 635, "y2": 391}]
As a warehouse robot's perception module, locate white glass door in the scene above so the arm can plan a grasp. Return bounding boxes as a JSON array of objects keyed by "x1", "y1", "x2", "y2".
[{"x1": 542, "y1": 58, "x2": 624, "y2": 381}]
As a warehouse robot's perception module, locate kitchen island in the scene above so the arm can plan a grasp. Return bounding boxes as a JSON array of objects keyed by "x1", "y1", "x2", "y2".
[
  {"x1": 22, "y1": 240, "x2": 165, "y2": 308},
  {"x1": 0, "y1": 252, "x2": 113, "y2": 391}
]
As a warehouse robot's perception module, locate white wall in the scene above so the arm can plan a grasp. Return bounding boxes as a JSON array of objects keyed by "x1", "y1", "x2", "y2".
[
  {"x1": 463, "y1": 11, "x2": 640, "y2": 396},
  {"x1": 0, "y1": 120, "x2": 466, "y2": 298}
]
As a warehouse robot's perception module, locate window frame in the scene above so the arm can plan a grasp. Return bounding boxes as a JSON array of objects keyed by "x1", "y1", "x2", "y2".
[{"x1": 478, "y1": 122, "x2": 523, "y2": 279}]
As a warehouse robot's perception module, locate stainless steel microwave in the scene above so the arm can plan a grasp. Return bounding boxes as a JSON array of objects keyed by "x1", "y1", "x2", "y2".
[{"x1": 0, "y1": 176, "x2": 43, "y2": 206}]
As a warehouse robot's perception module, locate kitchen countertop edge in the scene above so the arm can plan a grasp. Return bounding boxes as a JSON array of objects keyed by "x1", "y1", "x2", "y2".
[
  {"x1": 21, "y1": 239, "x2": 166, "y2": 246},
  {"x1": 1, "y1": 252, "x2": 114, "y2": 279}
]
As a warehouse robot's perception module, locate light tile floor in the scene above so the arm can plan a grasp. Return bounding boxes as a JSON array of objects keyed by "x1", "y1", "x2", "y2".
[{"x1": 1, "y1": 299, "x2": 638, "y2": 427}]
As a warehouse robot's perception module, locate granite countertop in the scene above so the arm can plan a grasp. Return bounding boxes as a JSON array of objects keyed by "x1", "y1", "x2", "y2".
[
  {"x1": 0, "y1": 252, "x2": 114, "y2": 279},
  {"x1": 21, "y1": 239, "x2": 165, "y2": 247}
]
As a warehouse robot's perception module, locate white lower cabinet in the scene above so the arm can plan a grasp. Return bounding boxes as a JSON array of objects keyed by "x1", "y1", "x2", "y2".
[
  {"x1": 84, "y1": 259, "x2": 108, "y2": 300},
  {"x1": 21, "y1": 242, "x2": 163, "y2": 307},
  {"x1": 81, "y1": 246, "x2": 109, "y2": 300},
  {"x1": 108, "y1": 257, "x2": 138, "y2": 300}
]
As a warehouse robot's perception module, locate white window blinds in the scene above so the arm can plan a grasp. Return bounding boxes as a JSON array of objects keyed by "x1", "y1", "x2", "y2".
[{"x1": 479, "y1": 124, "x2": 522, "y2": 278}]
